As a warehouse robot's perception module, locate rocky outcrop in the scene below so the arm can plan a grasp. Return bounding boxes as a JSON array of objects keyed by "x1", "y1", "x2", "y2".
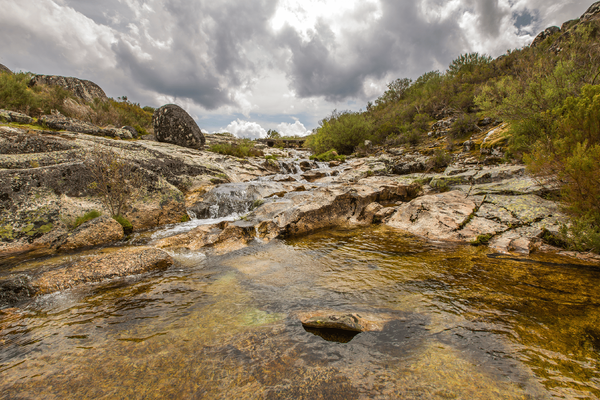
[
  {"x1": 0, "y1": 109, "x2": 33, "y2": 124},
  {"x1": 29, "y1": 75, "x2": 108, "y2": 103},
  {"x1": 158, "y1": 177, "x2": 420, "y2": 254},
  {"x1": 38, "y1": 113, "x2": 132, "y2": 138},
  {"x1": 531, "y1": 26, "x2": 561, "y2": 47},
  {"x1": 58, "y1": 215, "x2": 124, "y2": 252},
  {"x1": 0, "y1": 247, "x2": 173, "y2": 306},
  {"x1": 153, "y1": 104, "x2": 205, "y2": 149},
  {"x1": 386, "y1": 190, "x2": 566, "y2": 254},
  {"x1": 0, "y1": 63, "x2": 11, "y2": 74},
  {"x1": 581, "y1": 1, "x2": 600, "y2": 22}
]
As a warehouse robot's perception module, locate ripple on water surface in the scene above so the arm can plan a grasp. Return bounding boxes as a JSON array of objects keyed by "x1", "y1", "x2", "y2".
[{"x1": 1, "y1": 225, "x2": 599, "y2": 399}]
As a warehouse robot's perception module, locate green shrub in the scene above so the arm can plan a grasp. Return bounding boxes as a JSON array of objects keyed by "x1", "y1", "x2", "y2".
[
  {"x1": 310, "y1": 149, "x2": 346, "y2": 162},
  {"x1": 449, "y1": 113, "x2": 479, "y2": 138},
  {"x1": 306, "y1": 110, "x2": 374, "y2": 155},
  {"x1": 430, "y1": 149, "x2": 452, "y2": 170},
  {"x1": 71, "y1": 210, "x2": 101, "y2": 229},
  {"x1": 208, "y1": 140, "x2": 263, "y2": 158},
  {"x1": 113, "y1": 215, "x2": 133, "y2": 234},
  {"x1": 265, "y1": 155, "x2": 278, "y2": 160}
]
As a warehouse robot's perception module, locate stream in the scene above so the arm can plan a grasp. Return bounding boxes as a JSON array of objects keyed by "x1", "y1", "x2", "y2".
[{"x1": 1, "y1": 159, "x2": 600, "y2": 399}]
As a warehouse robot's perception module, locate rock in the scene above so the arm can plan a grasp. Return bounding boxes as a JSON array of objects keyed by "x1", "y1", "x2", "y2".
[
  {"x1": 0, "y1": 63, "x2": 12, "y2": 74},
  {"x1": 0, "y1": 247, "x2": 173, "y2": 306},
  {"x1": 364, "y1": 140, "x2": 373, "y2": 149},
  {"x1": 0, "y1": 109, "x2": 34, "y2": 124},
  {"x1": 387, "y1": 191, "x2": 478, "y2": 241},
  {"x1": 299, "y1": 160, "x2": 315, "y2": 171},
  {"x1": 531, "y1": 26, "x2": 561, "y2": 47},
  {"x1": 122, "y1": 126, "x2": 139, "y2": 139},
  {"x1": 153, "y1": 104, "x2": 205, "y2": 149},
  {"x1": 155, "y1": 222, "x2": 255, "y2": 255},
  {"x1": 391, "y1": 160, "x2": 428, "y2": 175},
  {"x1": 463, "y1": 140, "x2": 475, "y2": 152},
  {"x1": 298, "y1": 311, "x2": 390, "y2": 332},
  {"x1": 581, "y1": 1, "x2": 600, "y2": 22},
  {"x1": 58, "y1": 215, "x2": 124, "y2": 252},
  {"x1": 29, "y1": 75, "x2": 108, "y2": 103},
  {"x1": 38, "y1": 113, "x2": 129, "y2": 138}
]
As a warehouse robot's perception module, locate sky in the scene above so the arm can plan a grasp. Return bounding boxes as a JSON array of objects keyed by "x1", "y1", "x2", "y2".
[{"x1": 0, "y1": 0, "x2": 594, "y2": 138}]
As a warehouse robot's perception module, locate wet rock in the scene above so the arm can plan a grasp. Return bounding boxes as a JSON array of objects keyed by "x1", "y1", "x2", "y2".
[
  {"x1": 32, "y1": 247, "x2": 173, "y2": 295},
  {"x1": 299, "y1": 311, "x2": 390, "y2": 332},
  {"x1": 0, "y1": 109, "x2": 34, "y2": 124},
  {"x1": 58, "y1": 215, "x2": 124, "y2": 252},
  {"x1": 391, "y1": 160, "x2": 428, "y2": 175},
  {"x1": 29, "y1": 75, "x2": 108, "y2": 103},
  {"x1": 153, "y1": 104, "x2": 205, "y2": 149},
  {"x1": 155, "y1": 222, "x2": 255, "y2": 254},
  {"x1": 0, "y1": 247, "x2": 173, "y2": 305}
]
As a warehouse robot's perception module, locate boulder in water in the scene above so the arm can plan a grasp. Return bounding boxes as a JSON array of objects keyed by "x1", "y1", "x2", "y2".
[
  {"x1": 58, "y1": 215, "x2": 124, "y2": 252},
  {"x1": 153, "y1": 104, "x2": 205, "y2": 149}
]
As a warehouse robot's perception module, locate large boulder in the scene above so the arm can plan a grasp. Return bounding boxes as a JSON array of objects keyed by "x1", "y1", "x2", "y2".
[
  {"x1": 153, "y1": 104, "x2": 205, "y2": 149},
  {"x1": 0, "y1": 63, "x2": 12, "y2": 74},
  {"x1": 58, "y1": 215, "x2": 124, "y2": 252},
  {"x1": 29, "y1": 75, "x2": 108, "y2": 103}
]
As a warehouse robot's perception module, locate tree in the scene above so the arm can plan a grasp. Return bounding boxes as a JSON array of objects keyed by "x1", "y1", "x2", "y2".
[
  {"x1": 85, "y1": 146, "x2": 145, "y2": 218},
  {"x1": 266, "y1": 129, "x2": 281, "y2": 139}
]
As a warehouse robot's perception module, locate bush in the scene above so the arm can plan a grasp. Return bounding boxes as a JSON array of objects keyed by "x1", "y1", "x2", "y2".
[
  {"x1": 208, "y1": 140, "x2": 263, "y2": 158},
  {"x1": 113, "y1": 215, "x2": 133, "y2": 234},
  {"x1": 71, "y1": 210, "x2": 101, "y2": 229},
  {"x1": 430, "y1": 149, "x2": 452, "y2": 170},
  {"x1": 306, "y1": 110, "x2": 374, "y2": 155},
  {"x1": 449, "y1": 113, "x2": 479, "y2": 138},
  {"x1": 85, "y1": 146, "x2": 145, "y2": 218},
  {"x1": 310, "y1": 149, "x2": 346, "y2": 162}
]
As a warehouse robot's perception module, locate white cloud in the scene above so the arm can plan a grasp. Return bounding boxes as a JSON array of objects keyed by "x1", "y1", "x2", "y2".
[
  {"x1": 276, "y1": 120, "x2": 311, "y2": 137},
  {"x1": 221, "y1": 119, "x2": 267, "y2": 139}
]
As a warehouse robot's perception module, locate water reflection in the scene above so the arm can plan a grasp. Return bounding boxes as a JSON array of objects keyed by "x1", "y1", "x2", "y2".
[{"x1": 0, "y1": 226, "x2": 599, "y2": 399}]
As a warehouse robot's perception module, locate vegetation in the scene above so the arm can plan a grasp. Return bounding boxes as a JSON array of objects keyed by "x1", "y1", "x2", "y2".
[
  {"x1": 71, "y1": 210, "x2": 102, "y2": 229},
  {"x1": 0, "y1": 72, "x2": 153, "y2": 133},
  {"x1": 309, "y1": 149, "x2": 346, "y2": 162},
  {"x1": 305, "y1": 18, "x2": 600, "y2": 252},
  {"x1": 85, "y1": 146, "x2": 145, "y2": 219},
  {"x1": 208, "y1": 140, "x2": 264, "y2": 158},
  {"x1": 113, "y1": 215, "x2": 133, "y2": 234}
]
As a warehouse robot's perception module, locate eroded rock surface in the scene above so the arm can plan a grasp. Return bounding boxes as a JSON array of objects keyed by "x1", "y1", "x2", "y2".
[
  {"x1": 58, "y1": 216, "x2": 124, "y2": 252},
  {"x1": 29, "y1": 75, "x2": 108, "y2": 103}
]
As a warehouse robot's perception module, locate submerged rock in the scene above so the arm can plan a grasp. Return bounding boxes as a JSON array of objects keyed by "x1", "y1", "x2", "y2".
[
  {"x1": 153, "y1": 104, "x2": 205, "y2": 149},
  {"x1": 299, "y1": 311, "x2": 391, "y2": 332},
  {"x1": 0, "y1": 247, "x2": 173, "y2": 306}
]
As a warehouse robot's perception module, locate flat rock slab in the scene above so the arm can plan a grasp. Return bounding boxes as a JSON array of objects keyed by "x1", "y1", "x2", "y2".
[
  {"x1": 299, "y1": 311, "x2": 391, "y2": 332},
  {"x1": 387, "y1": 191, "x2": 477, "y2": 241}
]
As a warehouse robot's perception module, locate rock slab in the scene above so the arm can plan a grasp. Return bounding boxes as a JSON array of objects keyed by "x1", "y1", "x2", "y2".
[{"x1": 153, "y1": 104, "x2": 205, "y2": 149}]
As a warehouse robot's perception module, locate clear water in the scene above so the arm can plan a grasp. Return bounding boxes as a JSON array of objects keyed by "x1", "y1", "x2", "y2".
[{"x1": 1, "y1": 226, "x2": 599, "y2": 399}]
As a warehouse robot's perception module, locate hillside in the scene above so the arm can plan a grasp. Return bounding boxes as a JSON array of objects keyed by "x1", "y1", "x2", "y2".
[{"x1": 307, "y1": 1, "x2": 600, "y2": 253}]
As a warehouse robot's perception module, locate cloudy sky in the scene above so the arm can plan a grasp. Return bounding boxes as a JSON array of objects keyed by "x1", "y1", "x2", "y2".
[{"x1": 0, "y1": 0, "x2": 593, "y2": 138}]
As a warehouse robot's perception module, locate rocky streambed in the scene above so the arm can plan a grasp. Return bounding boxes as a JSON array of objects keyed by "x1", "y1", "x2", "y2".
[{"x1": 1, "y1": 119, "x2": 600, "y2": 399}]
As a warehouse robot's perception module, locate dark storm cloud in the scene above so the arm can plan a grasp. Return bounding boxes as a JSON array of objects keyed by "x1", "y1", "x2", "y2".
[
  {"x1": 111, "y1": 0, "x2": 279, "y2": 109},
  {"x1": 276, "y1": 0, "x2": 466, "y2": 101}
]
